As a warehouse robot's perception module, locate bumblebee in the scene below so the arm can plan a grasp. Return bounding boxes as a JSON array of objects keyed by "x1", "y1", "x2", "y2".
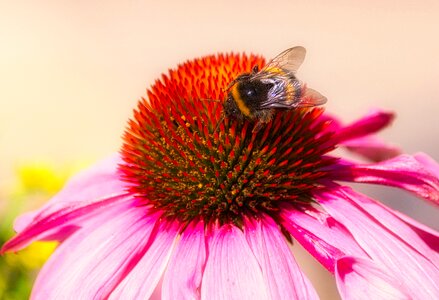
[{"x1": 224, "y1": 46, "x2": 327, "y2": 123}]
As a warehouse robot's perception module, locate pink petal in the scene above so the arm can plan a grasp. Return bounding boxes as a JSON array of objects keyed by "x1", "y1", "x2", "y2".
[
  {"x1": 31, "y1": 206, "x2": 156, "y2": 299},
  {"x1": 389, "y1": 208, "x2": 439, "y2": 253},
  {"x1": 316, "y1": 186, "x2": 439, "y2": 299},
  {"x1": 336, "y1": 256, "x2": 410, "y2": 300},
  {"x1": 1, "y1": 155, "x2": 131, "y2": 253},
  {"x1": 281, "y1": 205, "x2": 367, "y2": 273},
  {"x1": 320, "y1": 110, "x2": 398, "y2": 161},
  {"x1": 340, "y1": 187, "x2": 439, "y2": 265},
  {"x1": 201, "y1": 224, "x2": 269, "y2": 299},
  {"x1": 244, "y1": 216, "x2": 319, "y2": 300},
  {"x1": 342, "y1": 136, "x2": 401, "y2": 162},
  {"x1": 162, "y1": 220, "x2": 206, "y2": 300},
  {"x1": 329, "y1": 154, "x2": 439, "y2": 205},
  {"x1": 415, "y1": 152, "x2": 439, "y2": 178},
  {"x1": 318, "y1": 112, "x2": 342, "y2": 131},
  {"x1": 109, "y1": 221, "x2": 179, "y2": 299},
  {"x1": 13, "y1": 211, "x2": 40, "y2": 234},
  {"x1": 1, "y1": 194, "x2": 133, "y2": 253},
  {"x1": 333, "y1": 110, "x2": 394, "y2": 143},
  {"x1": 16, "y1": 153, "x2": 126, "y2": 232}
]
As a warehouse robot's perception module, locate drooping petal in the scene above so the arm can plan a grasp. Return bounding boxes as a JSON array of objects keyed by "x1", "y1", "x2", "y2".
[
  {"x1": 319, "y1": 110, "x2": 398, "y2": 161},
  {"x1": 335, "y1": 256, "x2": 410, "y2": 300},
  {"x1": 333, "y1": 110, "x2": 394, "y2": 143},
  {"x1": 329, "y1": 154, "x2": 439, "y2": 205},
  {"x1": 338, "y1": 187, "x2": 439, "y2": 265},
  {"x1": 1, "y1": 154, "x2": 131, "y2": 253},
  {"x1": 244, "y1": 216, "x2": 319, "y2": 300},
  {"x1": 201, "y1": 224, "x2": 269, "y2": 300},
  {"x1": 341, "y1": 136, "x2": 401, "y2": 162},
  {"x1": 281, "y1": 205, "x2": 367, "y2": 273},
  {"x1": 316, "y1": 186, "x2": 439, "y2": 299},
  {"x1": 31, "y1": 206, "x2": 157, "y2": 299},
  {"x1": 162, "y1": 220, "x2": 206, "y2": 300},
  {"x1": 1, "y1": 195, "x2": 133, "y2": 253},
  {"x1": 390, "y1": 208, "x2": 439, "y2": 253},
  {"x1": 109, "y1": 221, "x2": 179, "y2": 299},
  {"x1": 16, "y1": 153, "x2": 126, "y2": 232}
]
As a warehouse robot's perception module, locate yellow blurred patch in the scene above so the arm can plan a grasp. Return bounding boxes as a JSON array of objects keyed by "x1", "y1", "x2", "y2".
[
  {"x1": 18, "y1": 164, "x2": 66, "y2": 193},
  {"x1": 2, "y1": 160, "x2": 91, "y2": 274},
  {"x1": 16, "y1": 160, "x2": 91, "y2": 194},
  {"x1": 4, "y1": 241, "x2": 58, "y2": 269}
]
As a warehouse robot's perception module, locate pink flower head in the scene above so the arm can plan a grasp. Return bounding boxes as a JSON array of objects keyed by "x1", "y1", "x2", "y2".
[{"x1": 2, "y1": 51, "x2": 439, "y2": 299}]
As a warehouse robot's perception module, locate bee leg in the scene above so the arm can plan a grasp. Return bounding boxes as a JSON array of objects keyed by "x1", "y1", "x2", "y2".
[
  {"x1": 213, "y1": 115, "x2": 224, "y2": 134},
  {"x1": 252, "y1": 121, "x2": 263, "y2": 133},
  {"x1": 252, "y1": 110, "x2": 274, "y2": 133}
]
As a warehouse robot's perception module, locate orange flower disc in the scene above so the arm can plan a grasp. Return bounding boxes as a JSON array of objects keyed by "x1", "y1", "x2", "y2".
[{"x1": 120, "y1": 53, "x2": 336, "y2": 225}]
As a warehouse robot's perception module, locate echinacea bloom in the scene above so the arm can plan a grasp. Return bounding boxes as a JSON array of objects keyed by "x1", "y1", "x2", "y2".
[{"x1": 2, "y1": 52, "x2": 439, "y2": 300}]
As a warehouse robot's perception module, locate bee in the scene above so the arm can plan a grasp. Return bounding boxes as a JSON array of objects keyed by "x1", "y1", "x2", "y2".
[{"x1": 223, "y1": 46, "x2": 327, "y2": 125}]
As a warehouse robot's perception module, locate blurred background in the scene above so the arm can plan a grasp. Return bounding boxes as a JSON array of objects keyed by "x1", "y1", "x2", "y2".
[{"x1": 1, "y1": 0, "x2": 438, "y2": 299}]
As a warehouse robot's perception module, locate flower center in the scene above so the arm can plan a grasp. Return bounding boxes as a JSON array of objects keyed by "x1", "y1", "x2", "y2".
[{"x1": 120, "y1": 53, "x2": 336, "y2": 225}]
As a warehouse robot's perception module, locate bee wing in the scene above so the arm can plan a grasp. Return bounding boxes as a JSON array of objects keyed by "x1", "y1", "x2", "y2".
[
  {"x1": 259, "y1": 87, "x2": 327, "y2": 109},
  {"x1": 263, "y1": 46, "x2": 307, "y2": 74},
  {"x1": 297, "y1": 88, "x2": 327, "y2": 106}
]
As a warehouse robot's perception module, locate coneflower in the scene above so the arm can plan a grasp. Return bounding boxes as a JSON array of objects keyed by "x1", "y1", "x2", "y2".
[{"x1": 2, "y1": 51, "x2": 438, "y2": 299}]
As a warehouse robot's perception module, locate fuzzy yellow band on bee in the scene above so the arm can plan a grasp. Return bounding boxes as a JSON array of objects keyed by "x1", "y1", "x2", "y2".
[
  {"x1": 231, "y1": 84, "x2": 251, "y2": 117},
  {"x1": 265, "y1": 67, "x2": 296, "y2": 103},
  {"x1": 264, "y1": 66, "x2": 285, "y2": 75}
]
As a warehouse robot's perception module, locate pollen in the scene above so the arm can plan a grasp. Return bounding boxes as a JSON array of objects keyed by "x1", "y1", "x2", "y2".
[{"x1": 120, "y1": 53, "x2": 337, "y2": 225}]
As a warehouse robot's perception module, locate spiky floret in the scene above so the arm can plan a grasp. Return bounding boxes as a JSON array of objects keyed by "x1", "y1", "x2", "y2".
[{"x1": 120, "y1": 53, "x2": 337, "y2": 225}]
